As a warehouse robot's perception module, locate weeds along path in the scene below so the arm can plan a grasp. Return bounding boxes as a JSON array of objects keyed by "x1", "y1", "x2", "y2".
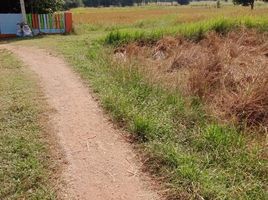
[{"x1": 1, "y1": 44, "x2": 159, "y2": 200}]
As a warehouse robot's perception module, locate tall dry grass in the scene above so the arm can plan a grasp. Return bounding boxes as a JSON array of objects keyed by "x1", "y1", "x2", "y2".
[
  {"x1": 115, "y1": 29, "x2": 268, "y2": 129},
  {"x1": 71, "y1": 6, "x2": 268, "y2": 33}
]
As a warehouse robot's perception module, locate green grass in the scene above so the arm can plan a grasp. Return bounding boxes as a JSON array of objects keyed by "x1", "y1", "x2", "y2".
[
  {"x1": 8, "y1": 6, "x2": 268, "y2": 199},
  {"x1": 0, "y1": 50, "x2": 56, "y2": 199},
  {"x1": 89, "y1": 49, "x2": 267, "y2": 200},
  {"x1": 104, "y1": 17, "x2": 268, "y2": 45},
  {"x1": 23, "y1": 36, "x2": 266, "y2": 199}
]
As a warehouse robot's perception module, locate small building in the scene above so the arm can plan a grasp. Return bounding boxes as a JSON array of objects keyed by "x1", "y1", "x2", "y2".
[
  {"x1": 0, "y1": 0, "x2": 72, "y2": 38},
  {"x1": 0, "y1": 0, "x2": 24, "y2": 38}
]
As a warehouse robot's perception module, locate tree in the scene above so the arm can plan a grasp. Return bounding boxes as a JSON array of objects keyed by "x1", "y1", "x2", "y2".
[
  {"x1": 217, "y1": 0, "x2": 221, "y2": 8},
  {"x1": 177, "y1": 0, "x2": 190, "y2": 5},
  {"x1": 122, "y1": 0, "x2": 134, "y2": 6},
  {"x1": 26, "y1": 0, "x2": 64, "y2": 13},
  {"x1": 64, "y1": 0, "x2": 84, "y2": 9},
  {"x1": 0, "y1": 0, "x2": 64, "y2": 13},
  {"x1": 135, "y1": 0, "x2": 143, "y2": 6},
  {"x1": 233, "y1": 0, "x2": 255, "y2": 9},
  {"x1": 83, "y1": 0, "x2": 134, "y2": 7}
]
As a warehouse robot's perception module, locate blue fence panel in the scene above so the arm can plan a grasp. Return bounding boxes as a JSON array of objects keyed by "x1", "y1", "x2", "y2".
[{"x1": 0, "y1": 14, "x2": 23, "y2": 34}]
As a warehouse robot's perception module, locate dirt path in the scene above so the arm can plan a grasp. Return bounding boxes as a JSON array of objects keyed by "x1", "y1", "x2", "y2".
[{"x1": 1, "y1": 44, "x2": 159, "y2": 200}]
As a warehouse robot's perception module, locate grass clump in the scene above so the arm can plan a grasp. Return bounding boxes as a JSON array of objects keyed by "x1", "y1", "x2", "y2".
[
  {"x1": 104, "y1": 17, "x2": 268, "y2": 45},
  {"x1": 104, "y1": 30, "x2": 162, "y2": 46},
  {"x1": 12, "y1": 6, "x2": 268, "y2": 199},
  {"x1": 0, "y1": 50, "x2": 56, "y2": 199},
  {"x1": 117, "y1": 28, "x2": 268, "y2": 129},
  {"x1": 44, "y1": 38, "x2": 267, "y2": 199}
]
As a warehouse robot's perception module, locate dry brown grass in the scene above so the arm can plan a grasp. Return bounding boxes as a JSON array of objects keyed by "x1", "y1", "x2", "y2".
[
  {"x1": 72, "y1": 7, "x2": 180, "y2": 25},
  {"x1": 72, "y1": 6, "x2": 268, "y2": 26},
  {"x1": 115, "y1": 29, "x2": 268, "y2": 128},
  {"x1": 174, "y1": 7, "x2": 268, "y2": 23}
]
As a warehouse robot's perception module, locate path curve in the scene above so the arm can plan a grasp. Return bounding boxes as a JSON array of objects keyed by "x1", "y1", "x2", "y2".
[{"x1": 1, "y1": 44, "x2": 159, "y2": 200}]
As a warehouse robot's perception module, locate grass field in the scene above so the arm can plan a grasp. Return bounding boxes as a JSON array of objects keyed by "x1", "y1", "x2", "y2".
[
  {"x1": 72, "y1": 5, "x2": 268, "y2": 26},
  {"x1": 6, "y1": 4, "x2": 268, "y2": 200},
  {"x1": 0, "y1": 50, "x2": 57, "y2": 199},
  {"x1": 72, "y1": 5, "x2": 268, "y2": 34}
]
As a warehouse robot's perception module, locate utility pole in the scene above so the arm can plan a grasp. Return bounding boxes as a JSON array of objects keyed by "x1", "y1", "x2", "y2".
[{"x1": 20, "y1": 0, "x2": 27, "y2": 23}]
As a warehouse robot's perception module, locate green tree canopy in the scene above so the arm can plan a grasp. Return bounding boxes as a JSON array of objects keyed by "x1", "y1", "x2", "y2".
[
  {"x1": 0, "y1": 0, "x2": 63, "y2": 13},
  {"x1": 64, "y1": 0, "x2": 84, "y2": 9},
  {"x1": 82, "y1": 0, "x2": 134, "y2": 7},
  {"x1": 26, "y1": 0, "x2": 64, "y2": 13},
  {"x1": 177, "y1": 0, "x2": 189, "y2": 5},
  {"x1": 233, "y1": 0, "x2": 255, "y2": 9}
]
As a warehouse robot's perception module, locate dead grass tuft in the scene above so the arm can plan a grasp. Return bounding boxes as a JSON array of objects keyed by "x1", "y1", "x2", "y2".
[
  {"x1": 188, "y1": 54, "x2": 224, "y2": 98},
  {"x1": 116, "y1": 29, "x2": 268, "y2": 129},
  {"x1": 222, "y1": 75, "x2": 268, "y2": 127}
]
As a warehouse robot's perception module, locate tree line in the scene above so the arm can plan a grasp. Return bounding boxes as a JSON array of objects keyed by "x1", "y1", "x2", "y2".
[
  {"x1": 64, "y1": 0, "x2": 191, "y2": 8},
  {"x1": 0, "y1": 0, "x2": 189, "y2": 13},
  {"x1": 8, "y1": 0, "x2": 266, "y2": 14},
  {"x1": 64, "y1": 0, "x2": 267, "y2": 10}
]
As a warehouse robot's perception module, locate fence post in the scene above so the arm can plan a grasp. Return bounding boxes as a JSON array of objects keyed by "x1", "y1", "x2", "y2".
[{"x1": 65, "y1": 12, "x2": 72, "y2": 33}]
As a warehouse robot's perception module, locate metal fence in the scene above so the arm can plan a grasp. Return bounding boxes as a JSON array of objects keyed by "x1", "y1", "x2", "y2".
[
  {"x1": 0, "y1": 14, "x2": 22, "y2": 35},
  {"x1": 27, "y1": 13, "x2": 66, "y2": 34}
]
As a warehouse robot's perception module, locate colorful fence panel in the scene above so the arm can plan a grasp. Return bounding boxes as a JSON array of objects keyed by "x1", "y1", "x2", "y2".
[
  {"x1": 0, "y1": 12, "x2": 72, "y2": 37},
  {"x1": 27, "y1": 13, "x2": 67, "y2": 34}
]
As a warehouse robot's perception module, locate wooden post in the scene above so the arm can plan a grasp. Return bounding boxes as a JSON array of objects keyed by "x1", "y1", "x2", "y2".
[{"x1": 20, "y1": 0, "x2": 27, "y2": 23}]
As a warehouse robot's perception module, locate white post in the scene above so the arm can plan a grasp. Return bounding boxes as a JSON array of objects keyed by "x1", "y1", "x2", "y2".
[{"x1": 20, "y1": 0, "x2": 27, "y2": 23}]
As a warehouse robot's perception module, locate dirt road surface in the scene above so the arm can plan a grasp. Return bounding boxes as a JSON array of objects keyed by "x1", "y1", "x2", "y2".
[{"x1": 1, "y1": 44, "x2": 159, "y2": 200}]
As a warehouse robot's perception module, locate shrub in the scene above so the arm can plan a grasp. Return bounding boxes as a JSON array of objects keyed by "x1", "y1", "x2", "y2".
[{"x1": 177, "y1": 0, "x2": 190, "y2": 5}]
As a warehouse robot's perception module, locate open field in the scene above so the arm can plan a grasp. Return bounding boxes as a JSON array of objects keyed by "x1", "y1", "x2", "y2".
[
  {"x1": 72, "y1": 5, "x2": 268, "y2": 34},
  {"x1": 72, "y1": 6, "x2": 268, "y2": 26},
  {"x1": 0, "y1": 49, "x2": 58, "y2": 199},
  {"x1": 4, "y1": 5, "x2": 268, "y2": 200}
]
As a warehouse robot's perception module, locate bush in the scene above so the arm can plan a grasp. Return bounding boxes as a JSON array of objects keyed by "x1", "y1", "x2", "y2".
[
  {"x1": 64, "y1": 0, "x2": 84, "y2": 9},
  {"x1": 177, "y1": 0, "x2": 190, "y2": 5},
  {"x1": 26, "y1": 0, "x2": 64, "y2": 13},
  {"x1": 233, "y1": 0, "x2": 255, "y2": 9}
]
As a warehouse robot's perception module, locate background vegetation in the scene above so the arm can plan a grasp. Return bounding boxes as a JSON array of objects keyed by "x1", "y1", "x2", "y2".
[
  {"x1": 2, "y1": 0, "x2": 266, "y2": 13},
  {"x1": 6, "y1": 4, "x2": 268, "y2": 200}
]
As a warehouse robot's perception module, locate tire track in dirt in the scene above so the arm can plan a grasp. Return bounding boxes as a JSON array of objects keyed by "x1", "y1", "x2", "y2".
[{"x1": 1, "y1": 44, "x2": 159, "y2": 200}]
